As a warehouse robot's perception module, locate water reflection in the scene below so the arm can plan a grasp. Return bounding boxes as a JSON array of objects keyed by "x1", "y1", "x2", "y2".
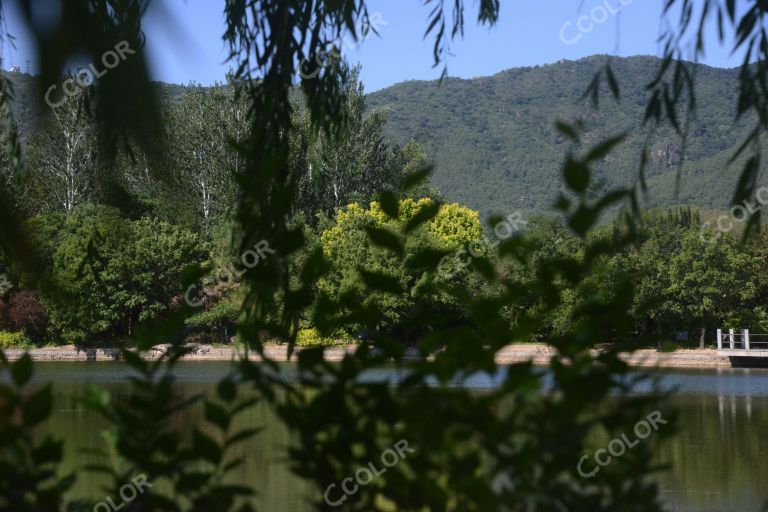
[
  {"x1": 657, "y1": 370, "x2": 768, "y2": 512},
  {"x1": 25, "y1": 362, "x2": 768, "y2": 511},
  {"x1": 35, "y1": 362, "x2": 312, "y2": 510}
]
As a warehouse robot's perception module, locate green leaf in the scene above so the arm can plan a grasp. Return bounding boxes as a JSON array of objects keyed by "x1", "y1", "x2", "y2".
[
  {"x1": 226, "y1": 428, "x2": 262, "y2": 448},
  {"x1": 82, "y1": 384, "x2": 111, "y2": 410},
  {"x1": 205, "y1": 402, "x2": 230, "y2": 430},
  {"x1": 731, "y1": 156, "x2": 759, "y2": 206},
  {"x1": 605, "y1": 64, "x2": 620, "y2": 100},
  {"x1": 595, "y1": 189, "x2": 630, "y2": 212},
  {"x1": 178, "y1": 471, "x2": 212, "y2": 491},
  {"x1": 217, "y1": 484, "x2": 255, "y2": 496},
  {"x1": 470, "y1": 256, "x2": 496, "y2": 280},
  {"x1": 121, "y1": 349, "x2": 147, "y2": 373},
  {"x1": 364, "y1": 226, "x2": 404, "y2": 256},
  {"x1": 554, "y1": 194, "x2": 571, "y2": 211},
  {"x1": 11, "y1": 353, "x2": 33, "y2": 387},
  {"x1": 193, "y1": 429, "x2": 222, "y2": 464},
  {"x1": 359, "y1": 270, "x2": 404, "y2": 294},
  {"x1": 563, "y1": 157, "x2": 590, "y2": 193},
  {"x1": 405, "y1": 248, "x2": 451, "y2": 271},
  {"x1": 22, "y1": 385, "x2": 53, "y2": 426},
  {"x1": 743, "y1": 209, "x2": 761, "y2": 243},
  {"x1": 81, "y1": 463, "x2": 114, "y2": 474},
  {"x1": 402, "y1": 164, "x2": 433, "y2": 190},
  {"x1": 568, "y1": 205, "x2": 598, "y2": 237},
  {"x1": 32, "y1": 438, "x2": 63, "y2": 465},
  {"x1": 297, "y1": 346, "x2": 325, "y2": 368},
  {"x1": 54, "y1": 472, "x2": 77, "y2": 494},
  {"x1": 404, "y1": 201, "x2": 442, "y2": 233},
  {"x1": 217, "y1": 378, "x2": 237, "y2": 403},
  {"x1": 379, "y1": 189, "x2": 400, "y2": 218},
  {"x1": 585, "y1": 134, "x2": 626, "y2": 163},
  {"x1": 555, "y1": 121, "x2": 579, "y2": 142}
]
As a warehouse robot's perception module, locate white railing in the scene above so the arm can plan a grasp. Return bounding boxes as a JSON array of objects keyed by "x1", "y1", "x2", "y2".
[{"x1": 717, "y1": 329, "x2": 768, "y2": 350}]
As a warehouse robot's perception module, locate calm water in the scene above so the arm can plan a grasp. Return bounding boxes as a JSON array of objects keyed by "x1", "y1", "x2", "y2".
[{"x1": 27, "y1": 362, "x2": 768, "y2": 511}]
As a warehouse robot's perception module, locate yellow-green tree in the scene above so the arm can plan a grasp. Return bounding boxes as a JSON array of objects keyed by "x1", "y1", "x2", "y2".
[{"x1": 318, "y1": 199, "x2": 482, "y2": 337}]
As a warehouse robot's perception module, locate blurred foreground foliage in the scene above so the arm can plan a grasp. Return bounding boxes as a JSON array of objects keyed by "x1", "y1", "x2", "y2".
[{"x1": 1, "y1": 0, "x2": 767, "y2": 511}]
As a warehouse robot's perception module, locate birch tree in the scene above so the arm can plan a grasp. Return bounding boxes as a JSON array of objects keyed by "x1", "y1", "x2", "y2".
[
  {"x1": 167, "y1": 78, "x2": 246, "y2": 224},
  {"x1": 28, "y1": 86, "x2": 95, "y2": 213},
  {"x1": 291, "y1": 67, "x2": 407, "y2": 221},
  {"x1": 0, "y1": 105, "x2": 29, "y2": 213},
  {"x1": 0, "y1": 121, "x2": 18, "y2": 207}
]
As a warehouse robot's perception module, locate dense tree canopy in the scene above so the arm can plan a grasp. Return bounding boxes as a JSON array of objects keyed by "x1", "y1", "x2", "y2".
[{"x1": 27, "y1": 204, "x2": 205, "y2": 343}]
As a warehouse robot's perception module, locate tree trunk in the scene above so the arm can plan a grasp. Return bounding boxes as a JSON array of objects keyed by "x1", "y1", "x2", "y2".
[{"x1": 699, "y1": 326, "x2": 706, "y2": 349}]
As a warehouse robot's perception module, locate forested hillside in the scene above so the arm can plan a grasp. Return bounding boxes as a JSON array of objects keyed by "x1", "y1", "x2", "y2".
[
  {"x1": 6, "y1": 55, "x2": 762, "y2": 217},
  {"x1": 367, "y1": 55, "x2": 760, "y2": 216},
  {"x1": 1, "y1": 70, "x2": 187, "y2": 136}
]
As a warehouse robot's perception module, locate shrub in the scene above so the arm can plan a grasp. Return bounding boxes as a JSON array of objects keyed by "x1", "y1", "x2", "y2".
[
  {"x1": 0, "y1": 272, "x2": 11, "y2": 297},
  {"x1": 0, "y1": 330, "x2": 32, "y2": 349},
  {"x1": 8, "y1": 290, "x2": 48, "y2": 342},
  {"x1": 0, "y1": 299, "x2": 10, "y2": 331},
  {"x1": 186, "y1": 300, "x2": 240, "y2": 344},
  {"x1": 296, "y1": 328, "x2": 341, "y2": 347},
  {"x1": 186, "y1": 299, "x2": 240, "y2": 329}
]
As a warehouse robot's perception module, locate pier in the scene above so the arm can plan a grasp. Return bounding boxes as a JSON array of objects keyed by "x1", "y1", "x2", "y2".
[{"x1": 716, "y1": 329, "x2": 768, "y2": 357}]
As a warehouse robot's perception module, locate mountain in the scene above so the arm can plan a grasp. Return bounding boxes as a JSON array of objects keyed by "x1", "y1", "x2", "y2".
[
  {"x1": 367, "y1": 55, "x2": 762, "y2": 216},
  {"x1": 5, "y1": 56, "x2": 763, "y2": 217},
  {"x1": 1, "y1": 70, "x2": 187, "y2": 136}
]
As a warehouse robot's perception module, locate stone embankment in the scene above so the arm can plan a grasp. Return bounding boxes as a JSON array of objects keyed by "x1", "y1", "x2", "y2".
[{"x1": 3, "y1": 344, "x2": 737, "y2": 368}]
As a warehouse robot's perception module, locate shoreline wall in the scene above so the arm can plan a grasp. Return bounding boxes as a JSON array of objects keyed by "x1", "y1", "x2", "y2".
[{"x1": 2, "y1": 344, "x2": 740, "y2": 368}]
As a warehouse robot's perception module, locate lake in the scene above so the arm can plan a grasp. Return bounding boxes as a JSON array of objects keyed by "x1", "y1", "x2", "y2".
[{"x1": 29, "y1": 361, "x2": 768, "y2": 511}]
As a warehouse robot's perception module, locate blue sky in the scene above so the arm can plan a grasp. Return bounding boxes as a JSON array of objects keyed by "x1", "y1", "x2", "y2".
[{"x1": 3, "y1": 0, "x2": 749, "y2": 92}]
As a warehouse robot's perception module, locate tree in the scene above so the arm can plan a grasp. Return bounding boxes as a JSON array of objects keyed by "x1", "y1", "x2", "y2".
[
  {"x1": 618, "y1": 209, "x2": 760, "y2": 347},
  {"x1": 37, "y1": 204, "x2": 206, "y2": 343},
  {"x1": 0, "y1": 105, "x2": 26, "y2": 213},
  {"x1": 666, "y1": 230, "x2": 757, "y2": 348},
  {"x1": 0, "y1": 298, "x2": 9, "y2": 331},
  {"x1": 743, "y1": 229, "x2": 768, "y2": 331},
  {"x1": 27, "y1": 83, "x2": 96, "y2": 213},
  {"x1": 318, "y1": 198, "x2": 482, "y2": 335},
  {"x1": 0, "y1": 254, "x2": 11, "y2": 300},
  {"x1": 167, "y1": 78, "x2": 247, "y2": 225},
  {"x1": 291, "y1": 67, "x2": 411, "y2": 221}
]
